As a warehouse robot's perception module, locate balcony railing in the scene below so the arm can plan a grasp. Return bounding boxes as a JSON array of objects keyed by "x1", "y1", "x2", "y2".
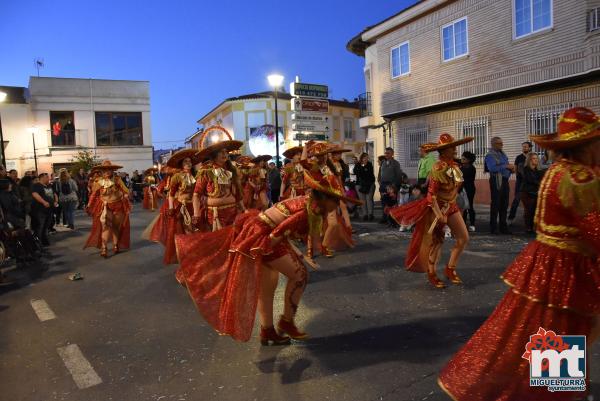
[
  {"x1": 47, "y1": 129, "x2": 88, "y2": 148},
  {"x1": 358, "y1": 92, "x2": 372, "y2": 118}
]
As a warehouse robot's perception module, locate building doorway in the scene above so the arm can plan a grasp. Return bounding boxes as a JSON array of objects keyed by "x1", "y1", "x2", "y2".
[{"x1": 50, "y1": 111, "x2": 76, "y2": 147}]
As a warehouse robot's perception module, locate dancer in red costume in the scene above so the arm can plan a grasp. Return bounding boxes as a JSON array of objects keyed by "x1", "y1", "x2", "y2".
[
  {"x1": 438, "y1": 107, "x2": 600, "y2": 401},
  {"x1": 145, "y1": 149, "x2": 202, "y2": 264},
  {"x1": 236, "y1": 156, "x2": 255, "y2": 210},
  {"x1": 175, "y1": 168, "x2": 362, "y2": 344},
  {"x1": 192, "y1": 140, "x2": 245, "y2": 232},
  {"x1": 389, "y1": 133, "x2": 472, "y2": 288},
  {"x1": 84, "y1": 161, "x2": 131, "y2": 258},
  {"x1": 142, "y1": 167, "x2": 159, "y2": 211},
  {"x1": 323, "y1": 146, "x2": 355, "y2": 252},
  {"x1": 247, "y1": 155, "x2": 271, "y2": 210},
  {"x1": 280, "y1": 146, "x2": 306, "y2": 200}
]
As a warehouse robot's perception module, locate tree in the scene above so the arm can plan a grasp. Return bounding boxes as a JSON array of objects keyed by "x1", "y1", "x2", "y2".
[{"x1": 69, "y1": 150, "x2": 101, "y2": 175}]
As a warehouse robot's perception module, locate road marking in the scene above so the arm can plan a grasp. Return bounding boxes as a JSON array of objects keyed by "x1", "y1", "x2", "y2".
[
  {"x1": 57, "y1": 344, "x2": 103, "y2": 389},
  {"x1": 30, "y1": 299, "x2": 56, "y2": 321},
  {"x1": 463, "y1": 250, "x2": 496, "y2": 259}
]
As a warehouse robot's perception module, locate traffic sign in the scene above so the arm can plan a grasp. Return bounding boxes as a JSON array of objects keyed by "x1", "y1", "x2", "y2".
[
  {"x1": 291, "y1": 98, "x2": 329, "y2": 113},
  {"x1": 292, "y1": 122, "x2": 329, "y2": 132},
  {"x1": 291, "y1": 113, "x2": 329, "y2": 123},
  {"x1": 291, "y1": 82, "x2": 328, "y2": 99},
  {"x1": 294, "y1": 133, "x2": 328, "y2": 141}
]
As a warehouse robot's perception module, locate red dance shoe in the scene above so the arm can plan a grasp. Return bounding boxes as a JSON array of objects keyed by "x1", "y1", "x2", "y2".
[
  {"x1": 277, "y1": 315, "x2": 309, "y2": 340},
  {"x1": 427, "y1": 270, "x2": 446, "y2": 289},
  {"x1": 260, "y1": 326, "x2": 290, "y2": 346},
  {"x1": 444, "y1": 265, "x2": 462, "y2": 284},
  {"x1": 100, "y1": 246, "x2": 108, "y2": 258}
]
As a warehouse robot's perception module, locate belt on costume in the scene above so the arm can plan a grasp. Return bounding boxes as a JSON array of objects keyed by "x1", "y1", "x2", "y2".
[
  {"x1": 258, "y1": 212, "x2": 277, "y2": 228},
  {"x1": 207, "y1": 203, "x2": 237, "y2": 211},
  {"x1": 536, "y1": 233, "x2": 595, "y2": 257}
]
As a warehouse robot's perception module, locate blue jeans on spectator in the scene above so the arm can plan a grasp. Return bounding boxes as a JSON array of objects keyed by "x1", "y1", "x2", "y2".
[{"x1": 61, "y1": 201, "x2": 76, "y2": 228}]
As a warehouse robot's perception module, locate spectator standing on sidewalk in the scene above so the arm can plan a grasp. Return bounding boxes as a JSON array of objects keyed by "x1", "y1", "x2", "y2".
[
  {"x1": 58, "y1": 169, "x2": 78, "y2": 230},
  {"x1": 416, "y1": 144, "x2": 436, "y2": 186},
  {"x1": 484, "y1": 137, "x2": 515, "y2": 234},
  {"x1": 18, "y1": 175, "x2": 34, "y2": 229},
  {"x1": 520, "y1": 153, "x2": 545, "y2": 235},
  {"x1": 460, "y1": 151, "x2": 477, "y2": 232},
  {"x1": 353, "y1": 152, "x2": 375, "y2": 221},
  {"x1": 507, "y1": 141, "x2": 532, "y2": 225},
  {"x1": 267, "y1": 162, "x2": 281, "y2": 204},
  {"x1": 75, "y1": 168, "x2": 88, "y2": 209},
  {"x1": 377, "y1": 147, "x2": 403, "y2": 223},
  {"x1": 31, "y1": 173, "x2": 57, "y2": 246}
]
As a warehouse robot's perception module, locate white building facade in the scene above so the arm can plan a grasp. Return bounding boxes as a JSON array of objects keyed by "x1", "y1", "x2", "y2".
[{"x1": 0, "y1": 77, "x2": 153, "y2": 175}]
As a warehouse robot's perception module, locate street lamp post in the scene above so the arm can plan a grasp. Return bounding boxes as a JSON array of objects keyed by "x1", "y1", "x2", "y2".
[
  {"x1": 0, "y1": 91, "x2": 7, "y2": 168},
  {"x1": 267, "y1": 74, "x2": 284, "y2": 168},
  {"x1": 31, "y1": 128, "x2": 38, "y2": 174}
]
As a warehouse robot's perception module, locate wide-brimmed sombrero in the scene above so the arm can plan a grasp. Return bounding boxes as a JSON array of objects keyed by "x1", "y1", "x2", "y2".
[
  {"x1": 91, "y1": 160, "x2": 122, "y2": 172},
  {"x1": 197, "y1": 140, "x2": 243, "y2": 162},
  {"x1": 329, "y1": 146, "x2": 352, "y2": 154},
  {"x1": 251, "y1": 155, "x2": 272, "y2": 164},
  {"x1": 144, "y1": 167, "x2": 158, "y2": 175},
  {"x1": 308, "y1": 142, "x2": 335, "y2": 157},
  {"x1": 166, "y1": 149, "x2": 203, "y2": 169},
  {"x1": 236, "y1": 156, "x2": 254, "y2": 168},
  {"x1": 283, "y1": 146, "x2": 303, "y2": 159},
  {"x1": 531, "y1": 107, "x2": 600, "y2": 150},
  {"x1": 304, "y1": 170, "x2": 363, "y2": 205},
  {"x1": 424, "y1": 133, "x2": 473, "y2": 153}
]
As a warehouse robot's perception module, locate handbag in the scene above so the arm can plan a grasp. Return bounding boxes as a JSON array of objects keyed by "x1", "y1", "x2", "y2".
[{"x1": 456, "y1": 189, "x2": 469, "y2": 210}]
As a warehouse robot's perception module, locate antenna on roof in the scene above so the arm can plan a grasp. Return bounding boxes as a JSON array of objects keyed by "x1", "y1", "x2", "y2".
[{"x1": 34, "y1": 58, "x2": 45, "y2": 77}]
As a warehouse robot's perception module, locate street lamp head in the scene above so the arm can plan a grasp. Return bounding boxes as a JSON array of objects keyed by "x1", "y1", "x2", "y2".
[
  {"x1": 267, "y1": 74, "x2": 284, "y2": 88},
  {"x1": 0, "y1": 91, "x2": 7, "y2": 103}
]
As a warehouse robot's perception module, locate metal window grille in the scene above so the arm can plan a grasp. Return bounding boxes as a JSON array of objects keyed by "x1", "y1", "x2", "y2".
[
  {"x1": 456, "y1": 116, "x2": 489, "y2": 163},
  {"x1": 526, "y1": 103, "x2": 572, "y2": 155},
  {"x1": 402, "y1": 127, "x2": 429, "y2": 167},
  {"x1": 589, "y1": 8, "x2": 600, "y2": 32}
]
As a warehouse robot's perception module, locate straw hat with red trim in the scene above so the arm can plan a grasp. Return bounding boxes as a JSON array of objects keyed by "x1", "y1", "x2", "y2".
[
  {"x1": 166, "y1": 149, "x2": 203, "y2": 168},
  {"x1": 304, "y1": 170, "x2": 363, "y2": 205},
  {"x1": 235, "y1": 156, "x2": 254, "y2": 168},
  {"x1": 197, "y1": 140, "x2": 244, "y2": 162},
  {"x1": 91, "y1": 160, "x2": 122, "y2": 172},
  {"x1": 144, "y1": 167, "x2": 158, "y2": 175},
  {"x1": 531, "y1": 107, "x2": 600, "y2": 150},
  {"x1": 329, "y1": 146, "x2": 352, "y2": 154},
  {"x1": 283, "y1": 146, "x2": 303, "y2": 159},
  {"x1": 308, "y1": 142, "x2": 335, "y2": 157},
  {"x1": 424, "y1": 133, "x2": 473, "y2": 153},
  {"x1": 251, "y1": 154, "x2": 272, "y2": 164}
]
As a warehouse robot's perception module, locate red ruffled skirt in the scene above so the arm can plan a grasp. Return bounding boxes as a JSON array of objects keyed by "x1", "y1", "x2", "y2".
[
  {"x1": 175, "y1": 210, "x2": 294, "y2": 342},
  {"x1": 389, "y1": 198, "x2": 459, "y2": 272},
  {"x1": 143, "y1": 187, "x2": 158, "y2": 210},
  {"x1": 144, "y1": 200, "x2": 193, "y2": 264},
  {"x1": 439, "y1": 241, "x2": 600, "y2": 401},
  {"x1": 84, "y1": 198, "x2": 131, "y2": 250}
]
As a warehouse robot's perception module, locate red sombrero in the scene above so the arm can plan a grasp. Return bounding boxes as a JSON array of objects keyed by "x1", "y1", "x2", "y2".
[
  {"x1": 283, "y1": 146, "x2": 303, "y2": 159},
  {"x1": 308, "y1": 142, "x2": 335, "y2": 157},
  {"x1": 304, "y1": 170, "x2": 363, "y2": 205},
  {"x1": 329, "y1": 146, "x2": 352, "y2": 154},
  {"x1": 424, "y1": 133, "x2": 473, "y2": 153},
  {"x1": 197, "y1": 140, "x2": 244, "y2": 162},
  {"x1": 166, "y1": 149, "x2": 203, "y2": 168},
  {"x1": 531, "y1": 107, "x2": 600, "y2": 150},
  {"x1": 236, "y1": 156, "x2": 254, "y2": 168},
  {"x1": 91, "y1": 160, "x2": 122, "y2": 172},
  {"x1": 144, "y1": 167, "x2": 158, "y2": 175},
  {"x1": 251, "y1": 155, "x2": 272, "y2": 163}
]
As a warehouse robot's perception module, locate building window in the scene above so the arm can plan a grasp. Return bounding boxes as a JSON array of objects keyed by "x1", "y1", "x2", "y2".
[
  {"x1": 526, "y1": 103, "x2": 572, "y2": 155},
  {"x1": 95, "y1": 112, "x2": 143, "y2": 146},
  {"x1": 402, "y1": 127, "x2": 429, "y2": 167},
  {"x1": 391, "y1": 41, "x2": 410, "y2": 78},
  {"x1": 514, "y1": 0, "x2": 552, "y2": 39},
  {"x1": 442, "y1": 18, "x2": 468, "y2": 62},
  {"x1": 456, "y1": 117, "x2": 489, "y2": 162},
  {"x1": 589, "y1": 7, "x2": 600, "y2": 32},
  {"x1": 343, "y1": 119, "x2": 354, "y2": 140}
]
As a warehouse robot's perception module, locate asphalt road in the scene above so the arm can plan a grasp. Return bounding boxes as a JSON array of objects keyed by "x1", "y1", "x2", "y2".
[{"x1": 0, "y1": 205, "x2": 598, "y2": 401}]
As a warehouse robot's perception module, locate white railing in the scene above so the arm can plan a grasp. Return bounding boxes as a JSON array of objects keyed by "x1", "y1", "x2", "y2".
[
  {"x1": 46, "y1": 129, "x2": 89, "y2": 148},
  {"x1": 456, "y1": 116, "x2": 489, "y2": 163}
]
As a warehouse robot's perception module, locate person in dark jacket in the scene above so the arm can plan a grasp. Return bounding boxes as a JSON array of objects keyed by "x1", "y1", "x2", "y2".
[
  {"x1": 353, "y1": 152, "x2": 376, "y2": 221},
  {"x1": 267, "y1": 162, "x2": 282, "y2": 204},
  {"x1": 520, "y1": 153, "x2": 545, "y2": 235},
  {"x1": 378, "y1": 147, "x2": 403, "y2": 223},
  {"x1": 0, "y1": 179, "x2": 25, "y2": 229},
  {"x1": 460, "y1": 151, "x2": 477, "y2": 232}
]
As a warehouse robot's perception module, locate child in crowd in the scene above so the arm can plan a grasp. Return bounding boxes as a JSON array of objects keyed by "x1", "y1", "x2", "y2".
[
  {"x1": 344, "y1": 182, "x2": 360, "y2": 219},
  {"x1": 398, "y1": 184, "x2": 426, "y2": 232},
  {"x1": 381, "y1": 184, "x2": 398, "y2": 227}
]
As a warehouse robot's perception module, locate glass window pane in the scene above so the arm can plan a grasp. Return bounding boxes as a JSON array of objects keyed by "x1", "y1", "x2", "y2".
[
  {"x1": 532, "y1": 0, "x2": 551, "y2": 31},
  {"x1": 443, "y1": 25, "x2": 454, "y2": 60},
  {"x1": 391, "y1": 47, "x2": 400, "y2": 77},
  {"x1": 515, "y1": 0, "x2": 532, "y2": 37},
  {"x1": 455, "y1": 19, "x2": 467, "y2": 56},
  {"x1": 400, "y1": 43, "x2": 409, "y2": 74},
  {"x1": 96, "y1": 112, "x2": 143, "y2": 146}
]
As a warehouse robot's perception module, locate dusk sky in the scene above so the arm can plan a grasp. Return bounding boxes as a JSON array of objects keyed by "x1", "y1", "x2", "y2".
[{"x1": 0, "y1": 0, "x2": 417, "y2": 149}]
